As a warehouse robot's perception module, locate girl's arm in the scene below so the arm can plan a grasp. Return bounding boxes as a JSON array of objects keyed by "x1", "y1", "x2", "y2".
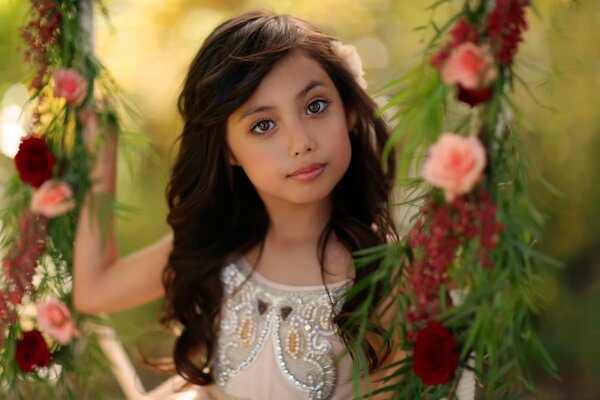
[
  {"x1": 72, "y1": 119, "x2": 167, "y2": 314},
  {"x1": 360, "y1": 334, "x2": 406, "y2": 399},
  {"x1": 360, "y1": 274, "x2": 407, "y2": 399}
]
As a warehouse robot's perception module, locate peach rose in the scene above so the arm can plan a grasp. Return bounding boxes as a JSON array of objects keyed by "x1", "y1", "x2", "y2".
[
  {"x1": 36, "y1": 299, "x2": 78, "y2": 345},
  {"x1": 30, "y1": 180, "x2": 76, "y2": 218},
  {"x1": 53, "y1": 68, "x2": 88, "y2": 106},
  {"x1": 423, "y1": 132, "x2": 486, "y2": 201},
  {"x1": 440, "y1": 42, "x2": 498, "y2": 90}
]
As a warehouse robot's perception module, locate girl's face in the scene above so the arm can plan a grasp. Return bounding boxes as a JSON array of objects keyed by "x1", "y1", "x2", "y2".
[{"x1": 226, "y1": 51, "x2": 353, "y2": 207}]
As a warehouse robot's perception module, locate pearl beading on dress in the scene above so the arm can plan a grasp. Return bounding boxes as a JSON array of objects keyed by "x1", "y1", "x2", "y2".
[{"x1": 214, "y1": 263, "x2": 351, "y2": 400}]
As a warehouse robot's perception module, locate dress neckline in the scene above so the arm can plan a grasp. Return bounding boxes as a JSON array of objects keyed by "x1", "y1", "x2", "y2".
[{"x1": 234, "y1": 256, "x2": 354, "y2": 292}]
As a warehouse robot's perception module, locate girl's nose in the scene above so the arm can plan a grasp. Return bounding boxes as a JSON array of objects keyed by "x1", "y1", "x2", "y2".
[
  {"x1": 292, "y1": 143, "x2": 313, "y2": 156},
  {"x1": 288, "y1": 121, "x2": 316, "y2": 157}
]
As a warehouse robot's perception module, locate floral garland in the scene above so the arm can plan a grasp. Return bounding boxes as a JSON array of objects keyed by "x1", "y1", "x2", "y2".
[
  {"x1": 0, "y1": 0, "x2": 145, "y2": 397},
  {"x1": 346, "y1": 0, "x2": 560, "y2": 399}
]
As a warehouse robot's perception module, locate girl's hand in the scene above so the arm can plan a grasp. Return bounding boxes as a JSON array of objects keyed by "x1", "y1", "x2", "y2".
[
  {"x1": 78, "y1": 104, "x2": 98, "y2": 155},
  {"x1": 78, "y1": 101, "x2": 117, "y2": 193},
  {"x1": 78, "y1": 100, "x2": 118, "y2": 160}
]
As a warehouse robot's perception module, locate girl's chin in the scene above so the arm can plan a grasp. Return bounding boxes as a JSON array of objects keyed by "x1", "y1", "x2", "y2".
[{"x1": 259, "y1": 186, "x2": 334, "y2": 206}]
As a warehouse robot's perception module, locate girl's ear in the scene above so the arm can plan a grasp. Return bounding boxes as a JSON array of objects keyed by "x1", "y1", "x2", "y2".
[{"x1": 228, "y1": 150, "x2": 239, "y2": 166}]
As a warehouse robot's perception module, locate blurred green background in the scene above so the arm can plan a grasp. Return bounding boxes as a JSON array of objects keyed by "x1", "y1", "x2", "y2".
[{"x1": 1, "y1": 0, "x2": 598, "y2": 398}]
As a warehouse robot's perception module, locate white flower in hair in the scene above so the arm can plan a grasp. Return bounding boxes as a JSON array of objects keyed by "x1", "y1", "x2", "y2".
[{"x1": 331, "y1": 40, "x2": 368, "y2": 90}]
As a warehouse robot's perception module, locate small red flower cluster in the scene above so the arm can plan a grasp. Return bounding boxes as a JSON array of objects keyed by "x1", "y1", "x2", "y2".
[
  {"x1": 406, "y1": 191, "x2": 504, "y2": 321},
  {"x1": 430, "y1": 20, "x2": 480, "y2": 70},
  {"x1": 406, "y1": 193, "x2": 502, "y2": 386},
  {"x1": 487, "y1": 0, "x2": 529, "y2": 65},
  {"x1": 15, "y1": 329, "x2": 52, "y2": 373},
  {"x1": 18, "y1": 1, "x2": 62, "y2": 90},
  {"x1": 0, "y1": 211, "x2": 48, "y2": 346},
  {"x1": 0, "y1": 210, "x2": 47, "y2": 322}
]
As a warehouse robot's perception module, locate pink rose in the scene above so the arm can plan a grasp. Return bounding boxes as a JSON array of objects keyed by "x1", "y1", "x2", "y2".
[
  {"x1": 53, "y1": 68, "x2": 88, "y2": 106},
  {"x1": 36, "y1": 299, "x2": 78, "y2": 345},
  {"x1": 440, "y1": 42, "x2": 497, "y2": 90},
  {"x1": 31, "y1": 180, "x2": 76, "y2": 218},
  {"x1": 423, "y1": 132, "x2": 486, "y2": 201}
]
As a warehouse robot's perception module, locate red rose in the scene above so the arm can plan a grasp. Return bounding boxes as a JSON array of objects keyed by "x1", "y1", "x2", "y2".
[
  {"x1": 413, "y1": 321, "x2": 459, "y2": 385},
  {"x1": 456, "y1": 84, "x2": 493, "y2": 107},
  {"x1": 15, "y1": 329, "x2": 52, "y2": 373},
  {"x1": 14, "y1": 136, "x2": 56, "y2": 188}
]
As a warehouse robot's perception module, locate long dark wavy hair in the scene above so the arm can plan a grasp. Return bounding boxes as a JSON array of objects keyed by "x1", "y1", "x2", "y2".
[{"x1": 161, "y1": 10, "x2": 398, "y2": 385}]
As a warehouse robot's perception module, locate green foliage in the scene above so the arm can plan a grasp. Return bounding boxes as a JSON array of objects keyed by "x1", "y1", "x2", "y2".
[{"x1": 380, "y1": 61, "x2": 449, "y2": 182}]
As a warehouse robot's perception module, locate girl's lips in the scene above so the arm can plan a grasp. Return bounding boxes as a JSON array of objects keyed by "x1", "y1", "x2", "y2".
[{"x1": 288, "y1": 163, "x2": 326, "y2": 181}]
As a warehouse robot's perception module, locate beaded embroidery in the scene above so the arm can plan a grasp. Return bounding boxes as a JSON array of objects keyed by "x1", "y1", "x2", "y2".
[{"x1": 214, "y1": 262, "x2": 352, "y2": 400}]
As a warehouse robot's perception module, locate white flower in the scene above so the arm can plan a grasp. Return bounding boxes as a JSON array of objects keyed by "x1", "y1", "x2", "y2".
[{"x1": 331, "y1": 41, "x2": 368, "y2": 90}]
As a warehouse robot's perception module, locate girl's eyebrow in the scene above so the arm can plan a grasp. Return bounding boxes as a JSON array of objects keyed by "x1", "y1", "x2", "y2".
[{"x1": 238, "y1": 79, "x2": 326, "y2": 122}]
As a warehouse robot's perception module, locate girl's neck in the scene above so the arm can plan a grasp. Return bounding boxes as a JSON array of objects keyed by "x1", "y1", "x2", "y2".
[
  {"x1": 263, "y1": 195, "x2": 332, "y2": 246},
  {"x1": 244, "y1": 193, "x2": 355, "y2": 286}
]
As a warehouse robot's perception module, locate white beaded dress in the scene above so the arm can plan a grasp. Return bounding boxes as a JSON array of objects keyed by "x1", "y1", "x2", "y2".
[
  {"x1": 209, "y1": 256, "x2": 355, "y2": 400},
  {"x1": 187, "y1": 257, "x2": 477, "y2": 400}
]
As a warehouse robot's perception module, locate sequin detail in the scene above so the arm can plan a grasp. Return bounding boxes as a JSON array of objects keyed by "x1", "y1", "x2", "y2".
[{"x1": 215, "y1": 263, "x2": 351, "y2": 400}]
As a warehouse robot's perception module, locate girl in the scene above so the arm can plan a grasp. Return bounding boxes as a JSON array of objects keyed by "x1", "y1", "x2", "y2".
[{"x1": 73, "y1": 10, "x2": 401, "y2": 399}]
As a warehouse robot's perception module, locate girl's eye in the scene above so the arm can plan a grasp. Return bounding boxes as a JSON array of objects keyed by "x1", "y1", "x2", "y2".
[
  {"x1": 249, "y1": 99, "x2": 330, "y2": 135},
  {"x1": 306, "y1": 99, "x2": 330, "y2": 115},
  {"x1": 250, "y1": 119, "x2": 276, "y2": 135}
]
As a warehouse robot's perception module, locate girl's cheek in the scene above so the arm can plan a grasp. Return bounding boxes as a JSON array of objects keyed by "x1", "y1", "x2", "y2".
[
  {"x1": 330, "y1": 123, "x2": 352, "y2": 155},
  {"x1": 244, "y1": 150, "x2": 280, "y2": 179}
]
